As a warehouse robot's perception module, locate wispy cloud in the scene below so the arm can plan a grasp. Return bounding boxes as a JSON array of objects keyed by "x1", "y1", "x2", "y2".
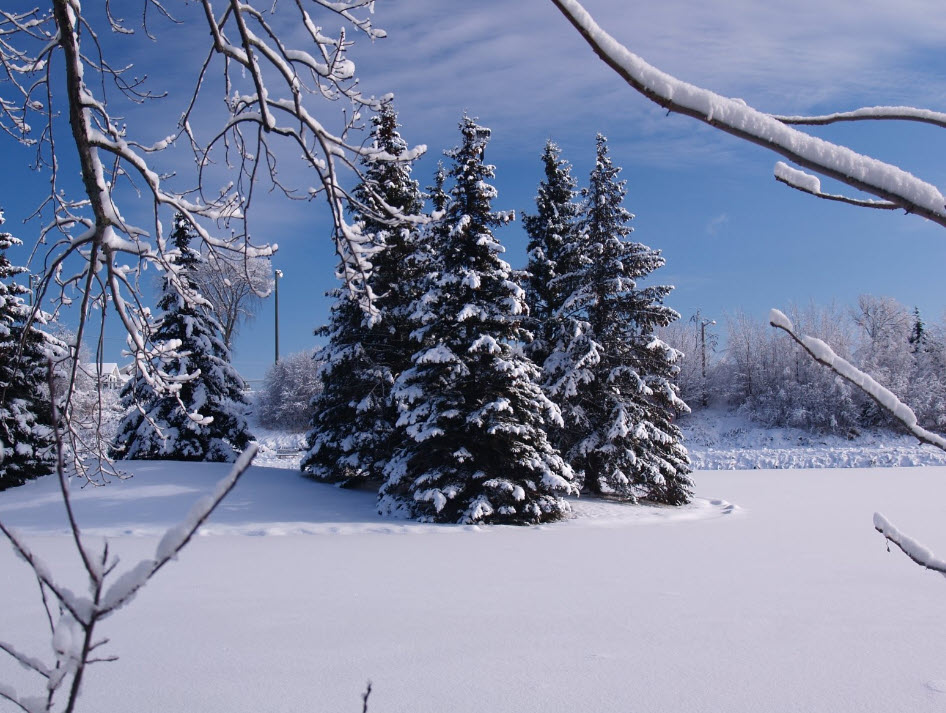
[
  {"x1": 351, "y1": 0, "x2": 946, "y2": 164},
  {"x1": 706, "y1": 213, "x2": 730, "y2": 236}
]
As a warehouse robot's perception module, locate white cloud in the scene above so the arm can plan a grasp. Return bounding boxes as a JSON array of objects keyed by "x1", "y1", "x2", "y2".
[{"x1": 706, "y1": 213, "x2": 730, "y2": 236}]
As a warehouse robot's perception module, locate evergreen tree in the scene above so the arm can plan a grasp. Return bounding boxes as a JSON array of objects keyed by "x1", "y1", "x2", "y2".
[
  {"x1": 522, "y1": 140, "x2": 585, "y2": 366},
  {"x1": 302, "y1": 103, "x2": 426, "y2": 484},
  {"x1": 0, "y1": 213, "x2": 64, "y2": 489},
  {"x1": 545, "y1": 135, "x2": 692, "y2": 504},
  {"x1": 380, "y1": 116, "x2": 577, "y2": 525},
  {"x1": 909, "y1": 306, "x2": 927, "y2": 355},
  {"x1": 111, "y1": 215, "x2": 252, "y2": 462}
]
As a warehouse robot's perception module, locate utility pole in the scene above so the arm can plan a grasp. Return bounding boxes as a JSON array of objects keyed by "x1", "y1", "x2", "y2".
[
  {"x1": 700, "y1": 315, "x2": 715, "y2": 408},
  {"x1": 274, "y1": 269, "x2": 283, "y2": 364}
]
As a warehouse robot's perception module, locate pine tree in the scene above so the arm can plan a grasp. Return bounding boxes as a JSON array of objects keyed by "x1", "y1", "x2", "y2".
[
  {"x1": 302, "y1": 103, "x2": 426, "y2": 484},
  {"x1": 909, "y1": 306, "x2": 927, "y2": 355},
  {"x1": 546, "y1": 135, "x2": 692, "y2": 504},
  {"x1": 380, "y1": 116, "x2": 577, "y2": 525},
  {"x1": 111, "y1": 215, "x2": 253, "y2": 462},
  {"x1": 522, "y1": 140, "x2": 585, "y2": 367},
  {"x1": 0, "y1": 212, "x2": 65, "y2": 489}
]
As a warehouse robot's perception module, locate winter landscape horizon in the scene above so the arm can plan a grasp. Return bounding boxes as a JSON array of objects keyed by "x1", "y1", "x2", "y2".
[
  {"x1": 4, "y1": 411, "x2": 946, "y2": 712},
  {"x1": 3, "y1": 1, "x2": 946, "y2": 712}
]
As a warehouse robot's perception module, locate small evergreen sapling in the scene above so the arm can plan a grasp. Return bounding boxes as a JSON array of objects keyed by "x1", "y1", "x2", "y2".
[
  {"x1": 111, "y1": 215, "x2": 253, "y2": 462},
  {"x1": 380, "y1": 116, "x2": 577, "y2": 525}
]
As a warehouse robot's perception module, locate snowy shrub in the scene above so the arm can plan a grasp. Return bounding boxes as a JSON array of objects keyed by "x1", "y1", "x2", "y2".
[
  {"x1": 696, "y1": 299, "x2": 946, "y2": 437},
  {"x1": 256, "y1": 350, "x2": 324, "y2": 432}
]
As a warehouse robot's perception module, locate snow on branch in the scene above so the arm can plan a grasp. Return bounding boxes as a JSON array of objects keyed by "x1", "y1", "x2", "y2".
[
  {"x1": 0, "y1": 426, "x2": 257, "y2": 713},
  {"x1": 774, "y1": 106, "x2": 946, "y2": 130},
  {"x1": 768, "y1": 309, "x2": 946, "y2": 451},
  {"x1": 874, "y1": 513, "x2": 946, "y2": 577},
  {"x1": 549, "y1": 0, "x2": 946, "y2": 227},
  {"x1": 774, "y1": 162, "x2": 898, "y2": 210}
]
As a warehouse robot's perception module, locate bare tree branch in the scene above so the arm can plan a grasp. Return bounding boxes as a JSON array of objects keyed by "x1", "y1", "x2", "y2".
[
  {"x1": 0, "y1": 383, "x2": 258, "y2": 711},
  {"x1": 874, "y1": 513, "x2": 946, "y2": 577},
  {"x1": 2, "y1": 2, "x2": 429, "y2": 475},
  {"x1": 768, "y1": 309, "x2": 946, "y2": 451},
  {"x1": 774, "y1": 106, "x2": 946, "y2": 130},
  {"x1": 549, "y1": 0, "x2": 946, "y2": 226},
  {"x1": 773, "y1": 162, "x2": 899, "y2": 210}
]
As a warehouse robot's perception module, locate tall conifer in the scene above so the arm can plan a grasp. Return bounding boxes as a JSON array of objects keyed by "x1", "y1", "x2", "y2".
[
  {"x1": 545, "y1": 135, "x2": 692, "y2": 504},
  {"x1": 302, "y1": 103, "x2": 426, "y2": 484},
  {"x1": 523, "y1": 140, "x2": 585, "y2": 367},
  {"x1": 0, "y1": 212, "x2": 64, "y2": 489},
  {"x1": 111, "y1": 215, "x2": 252, "y2": 461},
  {"x1": 380, "y1": 116, "x2": 577, "y2": 525}
]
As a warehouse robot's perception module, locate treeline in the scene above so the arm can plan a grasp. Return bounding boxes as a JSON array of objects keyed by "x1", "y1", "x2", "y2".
[{"x1": 663, "y1": 297, "x2": 946, "y2": 434}]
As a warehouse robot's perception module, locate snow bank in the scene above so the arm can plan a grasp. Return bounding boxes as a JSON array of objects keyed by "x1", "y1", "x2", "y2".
[{"x1": 683, "y1": 408, "x2": 946, "y2": 470}]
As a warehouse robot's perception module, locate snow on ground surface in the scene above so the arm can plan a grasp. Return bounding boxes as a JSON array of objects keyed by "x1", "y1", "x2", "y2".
[
  {"x1": 682, "y1": 407, "x2": 946, "y2": 470},
  {"x1": 3, "y1": 456, "x2": 946, "y2": 713}
]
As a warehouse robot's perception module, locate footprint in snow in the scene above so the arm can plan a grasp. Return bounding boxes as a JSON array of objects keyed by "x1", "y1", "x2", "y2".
[{"x1": 709, "y1": 499, "x2": 738, "y2": 514}]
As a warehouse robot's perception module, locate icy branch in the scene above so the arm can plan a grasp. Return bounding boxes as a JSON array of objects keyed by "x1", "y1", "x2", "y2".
[
  {"x1": 1, "y1": 1, "x2": 427, "y2": 474},
  {"x1": 874, "y1": 513, "x2": 946, "y2": 577},
  {"x1": 102, "y1": 444, "x2": 257, "y2": 612},
  {"x1": 769, "y1": 309, "x2": 946, "y2": 451},
  {"x1": 774, "y1": 162, "x2": 898, "y2": 210},
  {"x1": 549, "y1": 0, "x2": 946, "y2": 227},
  {"x1": 0, "y1": 427, "x2": 257, "y2": 712}
]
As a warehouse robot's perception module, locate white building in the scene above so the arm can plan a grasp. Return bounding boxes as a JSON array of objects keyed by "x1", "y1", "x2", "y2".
[{"x1": 78, "y1": 362, "x2": 129, "y2": 390}]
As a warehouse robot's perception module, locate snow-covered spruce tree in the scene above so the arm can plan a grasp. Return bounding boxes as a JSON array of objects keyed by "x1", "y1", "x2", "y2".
[
  {"x1": 302, "y1": 103, "x2": 426, "y2": 485},
  {"x1": 0, "y1": 214, "x2": 65, "y2": 490},
  {"x1": 111, "y1": 215, "x2": 253, "y2": 462},
  {"x1": 380, "y1": 116, "x2": 577, "y2": 525},
  {"x1": 523, "y1": 140, "x2": 585, "y2": 367},
  {"x1": 547, "y1": 135, "x2": 692, "y2": 504}
]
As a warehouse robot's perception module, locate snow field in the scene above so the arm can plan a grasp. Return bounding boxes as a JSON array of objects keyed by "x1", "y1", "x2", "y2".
[{"x1": 3, "y1": 463, "x2": 946, "y2": 712}]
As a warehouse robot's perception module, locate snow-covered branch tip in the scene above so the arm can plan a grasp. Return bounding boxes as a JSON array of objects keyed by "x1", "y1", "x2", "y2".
[
  {"x1": 773, "y1": 162, "x2": 898, "y2": 210},
  {"x1": 549, "y1": 0, "x2": 946, "y2": 228},
  {"x1": 874, "y1": 512, "x2": 946, "y2": 577},
  {"x1": 773, "y1": 106, "x2": 946, "y2": 130},
  {"x1": 0, "y1": 430, "x2": 257, "y2": 713},
  {"x1": 768, "y1": 309, "x2": 946, "y2": 451}
]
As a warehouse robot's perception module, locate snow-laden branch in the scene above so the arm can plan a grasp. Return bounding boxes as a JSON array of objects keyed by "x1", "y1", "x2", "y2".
[
  {"x1": 0, "y1": 429, "x2": 257, "y2": 713},
  {"x1": 549, "y1": 0, "x2": 946, "y2": 226},
  {"x1": 874, "y1": 513, "x2": 946, "y2": 577},
  {"x1": 773, "y1": 162, "x2": 899, "y2": 210},
  {"x1": 774, "y1": 106, "x2": 946, "y2": 130},
  {"x1": 768, "y1": 309, "x2": 946, "y2": 451},
  {"x1": 195, "y1": 0, "x2": 426, "y2": 303}
]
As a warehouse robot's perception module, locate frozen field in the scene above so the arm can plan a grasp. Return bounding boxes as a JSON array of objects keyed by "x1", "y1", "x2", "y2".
[{"x1": 2, "y1": 460, "x2": 946, "y2": 713}]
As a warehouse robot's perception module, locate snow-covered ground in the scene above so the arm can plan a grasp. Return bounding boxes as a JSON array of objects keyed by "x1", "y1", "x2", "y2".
[
  {"x1": 683, "y1": 407, "x2": 946, "y2": 470},
  {"x1": 2, "y1": 455, "x2": 946, "y2": 713}
]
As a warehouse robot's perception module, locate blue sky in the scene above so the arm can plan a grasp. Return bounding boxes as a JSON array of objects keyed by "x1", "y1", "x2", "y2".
[{"x1": 3, "y1": 0, "x2": 946, "y2": 382}]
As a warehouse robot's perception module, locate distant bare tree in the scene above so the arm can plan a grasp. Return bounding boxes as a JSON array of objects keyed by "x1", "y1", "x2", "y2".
[{"x1": 195, "y1": 250, "x2": 274, "y2": 349}]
